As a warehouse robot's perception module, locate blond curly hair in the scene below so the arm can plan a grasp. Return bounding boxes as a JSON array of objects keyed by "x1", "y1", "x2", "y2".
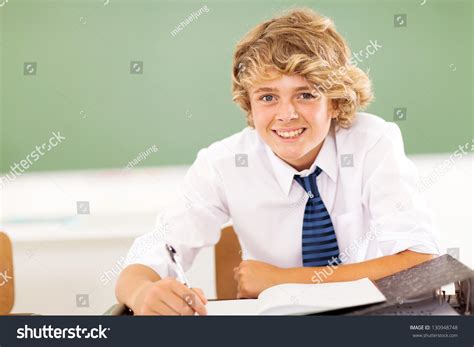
[{"x1": 232, "y1": 8, "x2": 373, "y2": 128}]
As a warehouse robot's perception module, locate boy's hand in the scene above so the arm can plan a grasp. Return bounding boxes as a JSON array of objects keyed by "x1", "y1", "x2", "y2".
[
  {"x1": 233, "y1": 260, "x2": 286, "y2": 298},
  {"x1": 131, "y1": 277, "x2": 207, "y2": 315}
]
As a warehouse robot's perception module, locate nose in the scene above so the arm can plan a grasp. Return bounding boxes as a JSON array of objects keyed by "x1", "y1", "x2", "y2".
[{"x1": 276, "y1": 99, "x2": 298, "y2": 122}]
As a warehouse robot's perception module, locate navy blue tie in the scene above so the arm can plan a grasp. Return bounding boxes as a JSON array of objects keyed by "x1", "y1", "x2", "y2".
[{"x1": 294, "y1": 167, "x2": 341, "y2": 267}]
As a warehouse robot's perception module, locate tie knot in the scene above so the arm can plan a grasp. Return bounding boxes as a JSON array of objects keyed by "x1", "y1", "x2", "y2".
[
  {"x1": 294, "y1": 167, "x2": 322, "y2": 198},
  {"x1": 294, "y1": 167, "x2": 322, "y2": 181}
]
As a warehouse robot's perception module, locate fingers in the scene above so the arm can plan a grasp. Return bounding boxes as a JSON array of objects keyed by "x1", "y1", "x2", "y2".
[
  {"x1": 233, "y1": 266, "x2": 239, "y2": 282},
  {"x1": 171, "y1": 281, "x2": 207, "y2": 316},
  {"x1": 141, "y1": 289, "x2": 181, "y2": 315},
  {"x1": 143, "y1": 301, "x2": 180, "y2": 316},
  {"x1": 138, "y1": 278, "x2": 206, "y2": 316},
  {"x1": 236, "y1": 282, "x2": 242, "y2": 299},
  {"x1": 235, "y1": 268, "x2": 243, "y2": 299},
  {"x1": 156, "y1": 289, "x2": 195, "y2": 316},
  {"x1": 191, "y1": 287, "x2": 208, "y2": 305}
]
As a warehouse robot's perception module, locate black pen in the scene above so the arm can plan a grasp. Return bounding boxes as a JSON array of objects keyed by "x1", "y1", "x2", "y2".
[{"x1": 165, "y1": 243, "x2": 190, "y2": 287}]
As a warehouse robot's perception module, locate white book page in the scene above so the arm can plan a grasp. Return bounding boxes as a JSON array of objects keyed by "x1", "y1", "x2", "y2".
[
  {"x1": 204, "y1": 278, "x2": 385, "y2": 316},
  {"x1": 206, "y1": 299, "x2": 258, "y2": 315},
  {"x1": 257, "y1": 278, "x2": 386, "y2": 315}
]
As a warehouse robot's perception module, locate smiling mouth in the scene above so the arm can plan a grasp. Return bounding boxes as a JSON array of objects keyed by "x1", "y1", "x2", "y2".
[{"x1": 272, "y1": 128, "x2": 307, "y2": 140}]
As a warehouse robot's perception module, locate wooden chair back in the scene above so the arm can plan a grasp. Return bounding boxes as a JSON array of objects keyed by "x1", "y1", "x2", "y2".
[
  {"x1": 215, "y1": 226, "x2": 242, "y2": 299},
  {"x1": 0, "y1": 232, "x2": 14, "y2": 314}
]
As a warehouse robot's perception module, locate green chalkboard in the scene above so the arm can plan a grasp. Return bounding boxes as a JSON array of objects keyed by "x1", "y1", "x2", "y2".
[{"x1": 1, "y1": 0, "x2": 472, "y2": 173}]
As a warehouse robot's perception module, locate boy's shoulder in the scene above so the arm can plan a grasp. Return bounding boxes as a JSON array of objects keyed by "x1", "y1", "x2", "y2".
[
  {"x1": 337, "y1": 112, "x2": 401, "y2": 149},
  {"x1": 349, "y1": 112, "x2": 393, "y2": 133}
]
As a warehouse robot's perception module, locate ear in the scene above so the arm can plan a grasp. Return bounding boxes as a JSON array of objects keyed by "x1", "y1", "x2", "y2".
[
  {"x1": 247, "y1": 112, "x2": 255, "y2": 128},
  {"x1": 329, "y1": 99, "x2": 339, "y2": 119}
]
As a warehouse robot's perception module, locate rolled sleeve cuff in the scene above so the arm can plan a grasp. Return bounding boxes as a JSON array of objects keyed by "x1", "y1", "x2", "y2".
[{"x1": 376, "y1": 230, "x2": 441, "y2": 256}]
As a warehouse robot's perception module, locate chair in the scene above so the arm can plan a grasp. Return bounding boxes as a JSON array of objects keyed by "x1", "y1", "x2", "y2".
[
  {"x1": 0, "y1": 231, "x2": 15, "y2": 315},
  {"x1": 1, "y1": 231, "x2": 46, "y2": 315},
  {"x1": 215, "y1": 225, "x2": 242, "y2": 299},
  {"x1": 104, "y1": 225, "x2": 242, "y2": 315}
]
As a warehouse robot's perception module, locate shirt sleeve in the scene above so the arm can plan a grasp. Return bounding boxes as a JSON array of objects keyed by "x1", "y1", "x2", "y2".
[
  {"x1": 124, "y1": 147, "x2": 230, "y2": 278},
  {"x1": 361, "y1": 122, "x2": 441, "y2": 256}
]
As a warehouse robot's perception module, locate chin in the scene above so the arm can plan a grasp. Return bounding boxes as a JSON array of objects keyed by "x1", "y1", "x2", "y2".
[{"x1": 275, "y1": 151, "x2": 304, "y2": 163}]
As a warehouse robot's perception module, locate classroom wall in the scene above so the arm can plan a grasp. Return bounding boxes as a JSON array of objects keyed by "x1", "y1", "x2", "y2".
[{"x1": 1, "y1": 0, "x2": 472, "y2": 173}]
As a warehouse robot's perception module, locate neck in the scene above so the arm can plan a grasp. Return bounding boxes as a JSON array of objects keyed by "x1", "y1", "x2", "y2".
[{"x1": 288, "y1": 141, "x2": 324, "y2": 171}]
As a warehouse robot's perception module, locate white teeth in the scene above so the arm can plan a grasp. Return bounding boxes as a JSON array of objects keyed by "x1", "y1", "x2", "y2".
[{"x1": 276, "y1": 128, "x2": 304, "y2": 138}]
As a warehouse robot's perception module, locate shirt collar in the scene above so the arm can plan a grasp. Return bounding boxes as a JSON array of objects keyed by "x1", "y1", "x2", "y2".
[{"x1": 264, "y1": 129, "x2": 338, "y2": 196}]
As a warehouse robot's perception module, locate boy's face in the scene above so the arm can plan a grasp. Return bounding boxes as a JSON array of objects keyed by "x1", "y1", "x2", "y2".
[{"x1": 249, "y1": 74, "x2": 334, "y2": 171}]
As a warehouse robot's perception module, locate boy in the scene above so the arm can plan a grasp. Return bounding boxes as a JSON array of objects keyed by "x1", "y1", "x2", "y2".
[{"x1": 116, "y1": 8, "x2": 439, "y2": 315}]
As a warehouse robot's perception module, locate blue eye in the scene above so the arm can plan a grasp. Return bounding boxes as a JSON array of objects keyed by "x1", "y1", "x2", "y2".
[
  {"x1": 300, "y1": 92, "x2": 315, "y2": 99},
  {"x1": 260, "y1": 95, "x2": 275, "y2": 102}
]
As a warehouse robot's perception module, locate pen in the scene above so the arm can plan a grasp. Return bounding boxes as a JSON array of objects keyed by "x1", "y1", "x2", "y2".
[{"x1": 165, "y1": 243, "x2": 190, "y2": 287}]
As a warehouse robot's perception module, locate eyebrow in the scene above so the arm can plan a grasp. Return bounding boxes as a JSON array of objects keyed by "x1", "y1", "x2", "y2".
[{"x1": 252, "y1": 86, "x2": 312, "y2": 94}]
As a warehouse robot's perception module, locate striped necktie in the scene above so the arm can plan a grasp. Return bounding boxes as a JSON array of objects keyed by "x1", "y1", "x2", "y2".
[{"x1": 294, "y1": 167, "x2": 341, "y2": 267}]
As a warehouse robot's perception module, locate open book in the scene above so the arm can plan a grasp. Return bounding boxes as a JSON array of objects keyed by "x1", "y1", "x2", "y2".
[{"x1": 206, "y1": 278, "x2": 386, "y2": 315}]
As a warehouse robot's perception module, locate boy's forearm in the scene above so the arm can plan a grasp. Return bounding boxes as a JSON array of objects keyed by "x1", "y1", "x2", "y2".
[
  {"x1": 283, "y1": 250, "x2": 436, "y2": 284},
  {"x1": 115, "y1": 264, "x2": 162, "y2": 311}
]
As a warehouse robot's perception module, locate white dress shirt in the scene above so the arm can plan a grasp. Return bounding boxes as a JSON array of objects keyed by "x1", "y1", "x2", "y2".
[{"x1": 125, "y1": 113, "x2": 440, "y2": 278}]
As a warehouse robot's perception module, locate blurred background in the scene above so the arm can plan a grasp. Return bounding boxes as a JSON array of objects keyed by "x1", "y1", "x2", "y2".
[{"x1": 0, "y1": 0, "x2": 472, "y2": 314}]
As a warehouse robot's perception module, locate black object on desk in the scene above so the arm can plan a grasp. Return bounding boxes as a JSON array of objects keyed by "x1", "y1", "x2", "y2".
[{"x1": 346, "y1": 254, "x2": 474, "y2": 315}]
